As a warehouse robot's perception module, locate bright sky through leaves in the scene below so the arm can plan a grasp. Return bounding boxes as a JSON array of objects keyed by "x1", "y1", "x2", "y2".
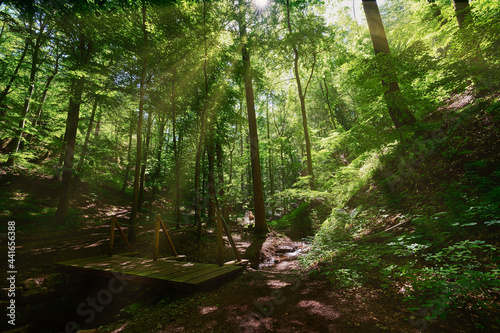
[
  {"x1": 254, "y1": 0, "x2": 269, "y2": 10},
  {"x1": 324, "y1": 0, "x2": 386, "y2": 24}
]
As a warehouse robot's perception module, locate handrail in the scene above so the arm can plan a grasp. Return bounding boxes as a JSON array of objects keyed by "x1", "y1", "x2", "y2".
[
  {"x1": 109, "y1": 217, "x2": 133, "y2": 256},
  {"x1": 153, "y1": 215, "x2": 179, "y2": 261},
  {"x1": 216, "y1": 209, "x2": 242, "y2": 267},
  {"x1": 221, "y1": 216, "x2": 241, "y2": 262}
]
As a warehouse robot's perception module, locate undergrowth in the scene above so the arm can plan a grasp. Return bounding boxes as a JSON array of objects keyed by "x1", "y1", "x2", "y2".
[{"x1": 294, "y1": 96, "x2": 500, "y2": 328}]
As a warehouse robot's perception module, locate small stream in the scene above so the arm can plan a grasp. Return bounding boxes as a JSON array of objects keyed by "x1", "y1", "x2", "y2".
[{"x1": 259, "y1": 241, "x2": 310, "y2": 269}]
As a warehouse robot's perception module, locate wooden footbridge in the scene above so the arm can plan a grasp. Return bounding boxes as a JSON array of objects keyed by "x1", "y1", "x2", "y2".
[{"x1": 57, "y1": 214, "x2": 248, "y2": 291}]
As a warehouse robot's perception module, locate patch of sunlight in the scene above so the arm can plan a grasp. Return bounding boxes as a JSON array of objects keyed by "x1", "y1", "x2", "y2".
[
  {"x1": 266, "y1": 279, "x2": 290, "y2": 289},
  {"x1": 111, "y1": 322, "x2": 129, "y2": 333},
  {"x1": 84, "y1": 239, "x2": 107, "y2": 248},
  {"x1": 200, "y1": 305, "x2": 218, "y2": 315},
  {"x1": 298, "y1": 300, "x2": 340, "y2": 319},
  {"x1": 11, "y1": 191, "x2": 28, "y2": 201}
]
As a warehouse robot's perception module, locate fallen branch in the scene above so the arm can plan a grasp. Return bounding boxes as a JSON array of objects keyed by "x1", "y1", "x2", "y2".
[{"x1": 356, "y1": 219, "x2": 413, "y2": 243}]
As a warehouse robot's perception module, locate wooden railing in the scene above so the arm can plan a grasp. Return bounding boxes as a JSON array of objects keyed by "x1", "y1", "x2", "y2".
[
  {"x1": 109, "y1": 217, "x2": 133, "y2": 256},
  {"x1": 109, "y1": 213, "x2": 243, "y2": 267},
  {"x1": 217, "y1": 209, "x2": 241, "y2": 267},
  {"x1": 153, "y1": 215, "x2": 181, "y2": 261}
]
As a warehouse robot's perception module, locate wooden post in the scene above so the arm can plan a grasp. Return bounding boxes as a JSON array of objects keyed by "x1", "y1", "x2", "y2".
[
  {"x1": 216, "y1": 209, "x2": 223, "y2": 267},
  {"x1": 109, "y1": 217, "x2": 116, "y2": 256},
  {"x1": 153, "y1": 215, "x2": 160, "y2": 261},
  {"x1": 158, "y1": 215, "x2": 178, "y2": 257},
  {"x1": 221, "y1": 217, "x2": 241, "y2": 261}
]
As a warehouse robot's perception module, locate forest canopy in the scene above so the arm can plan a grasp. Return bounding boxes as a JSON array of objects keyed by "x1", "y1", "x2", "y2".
[{"x1": 1, "y1": 0, "x2": 499, "y2": 229}]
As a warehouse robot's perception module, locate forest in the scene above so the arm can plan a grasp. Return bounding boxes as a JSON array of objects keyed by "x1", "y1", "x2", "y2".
[{"x1": 0, "y1": 0, "x2": 499, "y2": 332}]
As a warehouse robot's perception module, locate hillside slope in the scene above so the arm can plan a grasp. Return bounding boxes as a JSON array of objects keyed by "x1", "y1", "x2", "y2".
[{"x1": 301, "y1": 92, "x2": 500, "y2": 331}]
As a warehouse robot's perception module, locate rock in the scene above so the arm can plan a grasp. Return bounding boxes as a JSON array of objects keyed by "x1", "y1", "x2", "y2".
[
  {"x1": 276, "y1": 245, "x2": 295, "y2": 253},
  {"x1": 22, "y1": 278, "x2": 41, "y2": 290}
]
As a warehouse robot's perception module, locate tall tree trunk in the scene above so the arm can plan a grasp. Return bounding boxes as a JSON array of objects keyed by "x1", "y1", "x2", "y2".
[
  {"x1": 320, "y1": 78, "x2": 352, "y2": 130},
  {"x1": 94, "y1": 110, "x2": 102, "y2": 137},
  {"x1": 121, "y1": 110, "x2": 135, "y2": 194},
  {"x1": 76, "y1": 97, "x2": 98, "y2": 172},
  {"x1": 129, "y1": 4, "x2": 148, "y2": 243},
  {"x1": 216, "y1": 142, "x2": 227, "y2": 221},
  {"x1": 138, "y1": 108, "x2": 152, "y2": 210},
  {"x1": 238, "y1": 0, "x2": 268, "y2": 234},
  {"x1": 453, "y1": 0, "x2": 471, "y2": 29},
  {"x1": 171, "y1": 67, "x2": 182, "y2": 226},
  {"x1": 280, "y1": 135, "x2": 286, "y2": 214},
  {"x1": 239, "y1": 101, "x2": 245, "y2": 210},
  {"x1": 151, "y1": 108, "x2": 166, "y2": 199},
  {"x1": 196, "y1": 0, "x2": 209, "y2": 239},
  {"x1": 8, "y1": 22, "x2": 46, "y2": 164},
  {"x1": 266, "y1": 95, "x2": 275, "y2": 217},
  {"x1": 207, "y1": 140, "x2": 216, "y2": 224},
  {"x1": 319, "y1": 78, "x2": 337, "y2": 130},
  {"x1": 55, "y1": 77, "x2": 85, "y2": 223},
  {"x1": 0, "y1": 31, "x2": 30, "y2": 106},
  {"x1": 362, "y1": 0, "x2": 416, "y2": 129},
  {"x1": 285, "y1": 0, "x2": 316, "y2": 189},
  {"x1": 452, "y1": 0, "x2": 490, "y2": 96},
  {"x1": 27, "y1": 52, "x2": 61, "y2": 143},
  {"x1": 55, "y1": 31, "x2": 92, "y2": 224}
]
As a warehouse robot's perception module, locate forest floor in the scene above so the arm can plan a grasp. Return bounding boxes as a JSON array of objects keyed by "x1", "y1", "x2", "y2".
[{"x1": 0, "y1": 169, "x2": 477, "y2": 333}]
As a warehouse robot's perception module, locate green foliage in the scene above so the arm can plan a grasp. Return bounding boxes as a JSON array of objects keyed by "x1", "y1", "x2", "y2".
[
  {"x1": 408, "y1": 240, "x2": 499, "y2": 321},
  {"x1": 268, "y1": 202, "x2": 310, "y2": 230}
]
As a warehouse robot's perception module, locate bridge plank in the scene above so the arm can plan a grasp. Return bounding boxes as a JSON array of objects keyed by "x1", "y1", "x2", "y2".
[{"x1": 56, "y1": 255, "x2": 244, "y2": 290}]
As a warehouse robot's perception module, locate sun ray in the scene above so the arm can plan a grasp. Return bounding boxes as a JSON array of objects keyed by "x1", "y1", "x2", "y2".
[{"x1": 254, "y1": 0, "x2": 269, "y2": 12}]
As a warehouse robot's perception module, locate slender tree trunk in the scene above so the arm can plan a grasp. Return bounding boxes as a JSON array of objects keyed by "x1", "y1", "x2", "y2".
[
  {"x1": 94, "y1": 111, "x2": 102, "y2": 137},
  {"x1": 285, "y1": 0, "x2": 316, "y2": 189},
  {"x1": 239, "y1": 102, "x2": 245, "y2": 211},
  {"x1": 196, "y1": 0, "x2": 209, "y2": 239},
  {"x1": 152, "y1": 108, "x2": 166, "y2": 199},
  {"x1": 320, "y1": 78, "x2": 352, "y2": 130},
  {"x1": 362, "y1": 0, "x2": 416, "y2": 128},
  {"x1": 216, "y1": 142, "x2": 227, "y2": 221},
  {"x1": 55, "y1": 76, "x2": 85, "y2": 223},
  {"x1": 138, "y1": 108, "x2": 152, "y2": 210},
  {"x1": 27, "y1": 52, "x2": 60, "y2": 143},
  {"x1": 319, "y1": 78, "x2": 337, "y2": 130},
  {"x1": 76, "y1": 97, "x2": 98, "y2": 172},
  {"x1": 121, "y1": 110, "x2": 135, "y2": 194},
  {"x1": 280, "y1": 136, "x2": 285, "y2": 214},
  {"x1": 129, "y1": 4, "x2": 148, "y2": 243},
  {"x1": 207, "y1": 140, "x2": 216, "y2": 224},
  {"x1": 0, "y1": 32, "x2": 30, "y2": 106},
  {"x1": 201, "y1": 144, "x2": 207, "y2": 219},
  {"x1": 266, "y1": 96, "x2": 275, "y2": 217},
  {"x1": 452, "y1": 0, "x2": 490, "y2": 96},
  {"x1": 55, "y1": 31, "x2": 92, "y2": 224},
  {"x1": 238, "y1": 0, "x2": 268, "y2": 234},
  {"x1": 8, "y1": 23, "x2": 46, "y2": 164},
  {"x1": 171, "y1": 67, "x2": 182, "y2": 226}
]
